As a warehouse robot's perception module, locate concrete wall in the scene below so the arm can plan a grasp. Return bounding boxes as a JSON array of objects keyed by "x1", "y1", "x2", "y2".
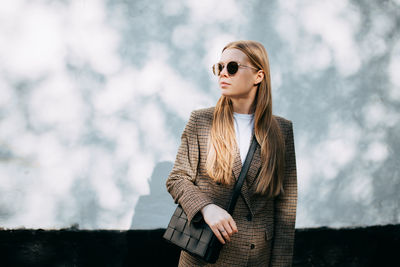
[{"x1": 0, "y1": 0, "x2": 399, "y2": 230}]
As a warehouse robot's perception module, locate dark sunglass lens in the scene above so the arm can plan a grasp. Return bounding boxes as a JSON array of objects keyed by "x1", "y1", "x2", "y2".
[{"x1": 227, "y1": 62, "x2": 238, "y2": 75}]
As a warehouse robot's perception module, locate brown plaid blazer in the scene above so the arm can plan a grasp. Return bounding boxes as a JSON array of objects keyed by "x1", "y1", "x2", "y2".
[{"x1": 166, "y1": 107, "x2": 297, "y2": 267}]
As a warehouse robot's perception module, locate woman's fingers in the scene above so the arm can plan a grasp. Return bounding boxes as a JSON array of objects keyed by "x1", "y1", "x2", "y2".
[
  {"x1": 219, "y1": 228, "x2": 230, "y2": 242},
  {"x1": 221, "y1": 221, "x2": 233, "y2": 241},
  {"x1": 212, "y1": 219, "x2": 236, "y2": 244},
  {"x1": 228, "y1": 217, "x2": 238, "y2": 233},
  {"x1": 211, "y1": 225, "x2": 226, "y2": 244},
  {"x1": 201, "y1": 204, "x2": 239, "y2": 244}
]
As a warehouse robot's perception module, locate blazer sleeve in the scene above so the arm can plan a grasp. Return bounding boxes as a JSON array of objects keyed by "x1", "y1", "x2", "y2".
[
  {"x1": 166, "y1": 110, "x2": 214, "y2": 223},
  {"x1": 270, "y1": 120, "x2": 298, "y2": 267}
]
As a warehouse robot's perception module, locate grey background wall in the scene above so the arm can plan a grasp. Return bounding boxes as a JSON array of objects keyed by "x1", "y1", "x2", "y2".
[{"x1": 0, "y1": 0, "x2": 399, "y2": 230}]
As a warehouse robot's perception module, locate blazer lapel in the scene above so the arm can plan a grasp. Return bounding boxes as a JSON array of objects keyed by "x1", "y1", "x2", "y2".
[
  {"x1": 246, "y1": 143, "x2": 262, "y2": 190},
  {"x1": 232, "y1": 143, "x2": 242, "y2": 182},
  {"x1": 233, "y1": 135, "x2": 262, "y2": 191},
  {"x1": 232, "y1": 141, "x2": 254, "y2": 216}
]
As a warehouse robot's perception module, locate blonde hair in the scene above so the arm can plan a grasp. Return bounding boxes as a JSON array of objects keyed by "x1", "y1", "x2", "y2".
[{"x1": 206, "y1": 40, "x2": 285, "y2": 197}]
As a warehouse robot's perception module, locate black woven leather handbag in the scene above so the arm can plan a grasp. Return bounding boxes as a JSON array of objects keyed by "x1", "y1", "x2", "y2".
[{"x1": 163, "y1": 136, "x2": 258, "y2": 263}]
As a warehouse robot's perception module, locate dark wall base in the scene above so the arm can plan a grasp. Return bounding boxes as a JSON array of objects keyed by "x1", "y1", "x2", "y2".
[
  {"x1": 293, "y1": 225, "x2": 399, "y2": 267},
  {"x1": 0, "y1": 224, "x2": 398, "y2": 267}
]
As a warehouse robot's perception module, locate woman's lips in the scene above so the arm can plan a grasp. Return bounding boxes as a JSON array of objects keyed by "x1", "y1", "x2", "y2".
[{"x1": 220, "y1": 82, "x2": 230, "y2": 87}]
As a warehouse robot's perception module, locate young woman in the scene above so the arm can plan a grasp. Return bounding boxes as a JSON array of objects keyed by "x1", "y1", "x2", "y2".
[{"x1": 166, "y1": 40, "x2": 297, "y2": 267}]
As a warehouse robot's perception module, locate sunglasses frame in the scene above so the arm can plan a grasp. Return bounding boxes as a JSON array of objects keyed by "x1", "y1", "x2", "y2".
[{"x1": 212, "y1": 61, "x2": 259, "y2": 76}]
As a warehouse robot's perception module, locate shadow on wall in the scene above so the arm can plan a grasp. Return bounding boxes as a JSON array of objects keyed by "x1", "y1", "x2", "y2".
[{"x1": 130, "y1": 161, "x2": 176, "y2": 229}]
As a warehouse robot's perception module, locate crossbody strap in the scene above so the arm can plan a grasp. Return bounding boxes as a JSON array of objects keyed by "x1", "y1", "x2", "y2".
[{"x1": 226, "y1": 135, "x2": 258, "y2": 214}]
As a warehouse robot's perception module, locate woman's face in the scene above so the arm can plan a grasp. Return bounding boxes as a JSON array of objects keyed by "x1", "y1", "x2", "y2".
[{"x1": 217, "y1": 48, "x2": 262, "y2": 99}]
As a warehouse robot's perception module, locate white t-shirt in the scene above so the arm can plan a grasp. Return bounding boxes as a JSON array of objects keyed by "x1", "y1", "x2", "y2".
[{"x1": 233, "y1": 112, "x2": 255, "y2": 164}]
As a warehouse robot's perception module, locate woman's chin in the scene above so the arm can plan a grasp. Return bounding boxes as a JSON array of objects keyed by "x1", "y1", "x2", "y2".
[
  {"x1": 220, "y1": 88, "x2": 233, "y2": 97},
  {"x1": 221, "y1": 91, "x2": 241, "y2": 98}
]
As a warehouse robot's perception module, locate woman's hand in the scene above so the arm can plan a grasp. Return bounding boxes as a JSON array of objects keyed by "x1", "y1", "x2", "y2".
[{"x1": 201, "y1": 204, "x2": 238, "y2": 244}]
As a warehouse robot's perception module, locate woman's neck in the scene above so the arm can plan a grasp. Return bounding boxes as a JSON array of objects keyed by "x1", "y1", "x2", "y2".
[{"x1": 231, "y1": 98, "x2": 255, "y2": 114}]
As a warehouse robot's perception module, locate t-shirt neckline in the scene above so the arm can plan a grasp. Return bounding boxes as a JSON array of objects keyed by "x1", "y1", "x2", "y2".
[{"x1": 233, "y1": 112, "x2": 254, "y2": 119}]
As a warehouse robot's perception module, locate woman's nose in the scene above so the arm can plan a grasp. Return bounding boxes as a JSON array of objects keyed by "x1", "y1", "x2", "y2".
[{"x1": 219, "y1": 65, "x2": 229, "y2": 77}]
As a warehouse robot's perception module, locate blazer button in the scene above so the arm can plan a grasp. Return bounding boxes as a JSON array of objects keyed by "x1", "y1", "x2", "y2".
[
  {"x1": 250, "y1": 244, "x2": 255, "y2": 249},
  {"x1": 246, "y1": 214, "x2": 252, "y2": 221}
]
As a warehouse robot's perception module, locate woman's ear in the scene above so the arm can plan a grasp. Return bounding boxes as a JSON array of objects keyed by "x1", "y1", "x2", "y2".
[{"x1": 254, "y1": 70, "x2": 264, "y2": 85}]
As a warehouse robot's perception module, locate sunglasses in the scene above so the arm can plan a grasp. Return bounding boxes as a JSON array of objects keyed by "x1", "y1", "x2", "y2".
[{"x1": 212, "y1": 61, "x2": 259, "y2": 76}]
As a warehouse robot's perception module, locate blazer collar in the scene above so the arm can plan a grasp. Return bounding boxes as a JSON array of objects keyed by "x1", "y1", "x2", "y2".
[{"x1": 232, "y1": 135, "x2": 261, "y2": 215}]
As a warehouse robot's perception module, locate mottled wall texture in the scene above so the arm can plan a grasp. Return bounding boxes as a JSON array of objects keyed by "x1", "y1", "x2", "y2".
[{"x1": 0, "y1": 0, "x2": 399, "y2": 230}]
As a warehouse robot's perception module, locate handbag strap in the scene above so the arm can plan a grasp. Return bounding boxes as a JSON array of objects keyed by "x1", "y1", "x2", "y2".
[{"x1": 226, "y1": 135, "x2": 258, "y2": 214}]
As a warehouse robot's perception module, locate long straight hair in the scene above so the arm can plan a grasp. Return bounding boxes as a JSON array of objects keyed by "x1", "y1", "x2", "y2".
[{"x1": 205, "y1": 40, "x2": 285, "y2": 197}]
